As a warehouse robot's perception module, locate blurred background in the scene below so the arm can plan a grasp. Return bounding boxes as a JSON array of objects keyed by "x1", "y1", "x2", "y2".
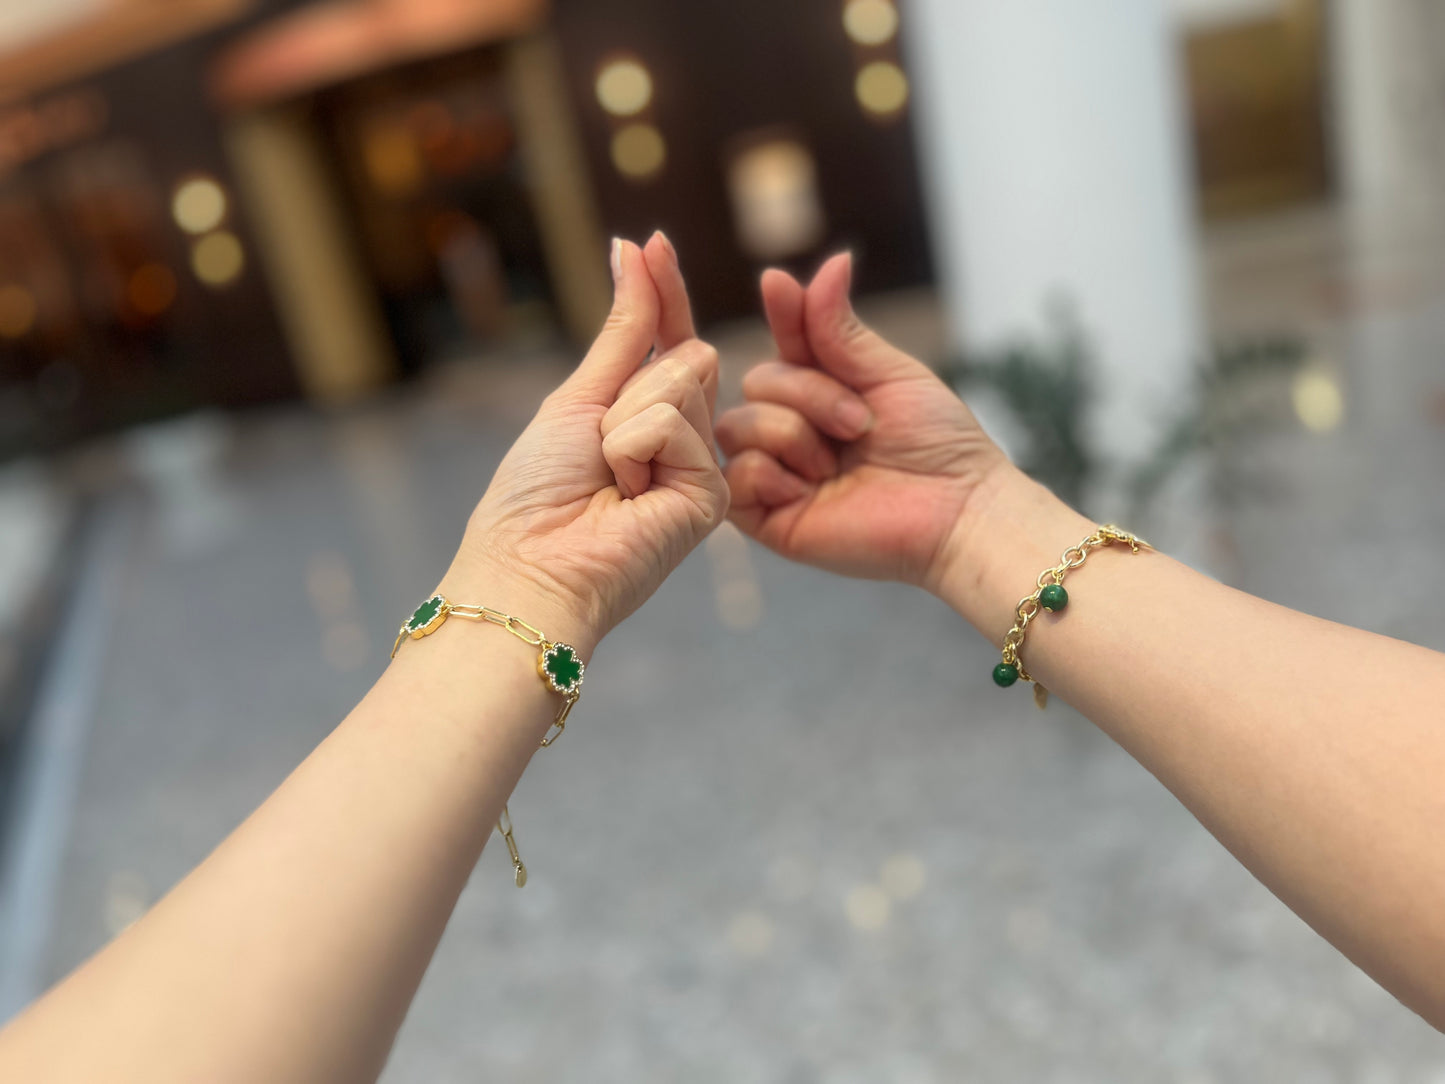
[{"x1": 1, "y1": 0, "x2": 1444, "y2": 1079}]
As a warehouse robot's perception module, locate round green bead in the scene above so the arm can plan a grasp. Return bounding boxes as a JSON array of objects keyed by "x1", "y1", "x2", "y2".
[
  {"x1": 992, "y1": 662, "x2": 1019, "y2": 688},
  {"x1": 1039, "y1": 583, "x2": 1068, "y2": 613}
]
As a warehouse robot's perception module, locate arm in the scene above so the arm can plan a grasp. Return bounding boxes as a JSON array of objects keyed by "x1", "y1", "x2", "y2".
[
  {"x1": 0, "y1": 232, "x2": 726, "y2": 1083},
  {"x1": 941, "y1": 465, "x2": 1445, "y2": 1027},
  {"x1": 717, "y1": 252, "x2": 1445, "y2": 1028}
]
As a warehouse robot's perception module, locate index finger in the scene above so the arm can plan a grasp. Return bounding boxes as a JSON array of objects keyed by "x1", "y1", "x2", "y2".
[
  {"x1": 643, "y1": 230, "x2": 696, "y2": 353},
  {"x1": 761, "y1": 267, "x2": 812, "y2": 367}
]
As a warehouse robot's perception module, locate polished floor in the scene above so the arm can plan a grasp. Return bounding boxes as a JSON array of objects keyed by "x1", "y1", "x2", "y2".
[{"x1": 2, "y1": 206, "x2": 1445, "y2": 1082}]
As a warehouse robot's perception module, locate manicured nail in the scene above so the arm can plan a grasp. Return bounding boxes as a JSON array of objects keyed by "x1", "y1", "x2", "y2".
[
  {"x1": 835, "y1": 398, "x2": 873, "y2": 437},
  {"x1": 610, "y1": 237, "x2": 623, "y2": 284}
]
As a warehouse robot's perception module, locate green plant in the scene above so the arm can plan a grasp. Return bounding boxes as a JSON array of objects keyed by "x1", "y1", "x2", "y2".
[{"x1": 938, "y1": 327, "x2": 1308, "y2": 523}]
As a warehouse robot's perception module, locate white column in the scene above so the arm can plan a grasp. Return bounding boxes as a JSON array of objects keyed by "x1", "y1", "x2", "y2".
[
  {"x1": 1331, "y1": 0, "x2": 1445, "y2": 233},
  {"x1": 901, "y1": 0, "x2": 1203, "y2": 453}
]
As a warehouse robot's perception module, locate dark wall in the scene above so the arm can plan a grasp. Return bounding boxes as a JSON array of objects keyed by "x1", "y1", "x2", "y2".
[
  {"x1": 554, "y1": 0, "x2": 934, "y2": 325},
  {"x1": 0, "y1": 41, "x2": 295, "y2": 458}
]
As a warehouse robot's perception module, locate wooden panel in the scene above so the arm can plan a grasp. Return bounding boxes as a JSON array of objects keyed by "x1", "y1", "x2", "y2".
[{"x1": 1184, "y1": 0, "x2": 1331, "y2": 217}]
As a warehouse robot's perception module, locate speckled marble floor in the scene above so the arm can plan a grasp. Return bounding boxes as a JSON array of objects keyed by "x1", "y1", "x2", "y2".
[{"x1": 5, "y1": 212, "x2": 1445, "y2": 1081}]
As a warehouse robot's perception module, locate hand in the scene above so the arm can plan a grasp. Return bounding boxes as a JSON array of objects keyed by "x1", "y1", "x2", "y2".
[
  {"x1": 716, "y1": 252, "x2": 1006, "y2": 592},
  {"x1": 443, "y1": 233, "x2": 727, "y2": 655}
]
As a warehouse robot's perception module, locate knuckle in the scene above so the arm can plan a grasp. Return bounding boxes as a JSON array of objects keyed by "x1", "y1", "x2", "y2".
[
  {"x1": 687, "y1": 340, "x2": 720, "y2": 370},
  {"x1": 602, "y1": 305, "x2": 635, "y2": 333},
  {"x1": 780, "y1": 407, "x2": 812, "y2": 440},
  {"x1": 838, "y1": 314, "x2": 872, "y2": 347},
  {"x1": 598, "y1": 404, "x2": 621, "y2": 438},
  {"x1": 657, "y1": 354, "x2": 694, "y2": 392},
  {"x1": 740, "y1": 365, "x2": 769, "y2": 399}
]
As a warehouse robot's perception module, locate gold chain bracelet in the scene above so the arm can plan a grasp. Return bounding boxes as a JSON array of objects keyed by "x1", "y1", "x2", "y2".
[
  {"x1": 391, "y1": 593, "x2": 584, "y2": 887},
  {"x1": 994, "y1": 524, "x2": 1149, "y2": 708}
]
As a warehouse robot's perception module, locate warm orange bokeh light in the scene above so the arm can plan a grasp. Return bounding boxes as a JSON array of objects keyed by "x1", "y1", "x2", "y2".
[{"x1": 127, "y1": 263, "x2": 179, "y2": 317}]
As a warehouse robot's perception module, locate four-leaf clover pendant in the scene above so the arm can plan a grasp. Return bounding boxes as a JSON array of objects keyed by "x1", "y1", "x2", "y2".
[
  {"x1": 539, "y1": 642, "x2": 584, "y2": 697},
  {"x1": 391, "y1": 594, "x2": 451, "y2": 657}
]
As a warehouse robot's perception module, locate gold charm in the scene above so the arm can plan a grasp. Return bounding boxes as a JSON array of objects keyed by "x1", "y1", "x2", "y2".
[{"x1": 392, "y1": 593, "x2": 585, "y2": 888}]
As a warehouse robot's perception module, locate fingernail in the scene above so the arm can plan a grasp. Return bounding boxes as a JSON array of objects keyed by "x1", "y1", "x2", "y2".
[
  {"x1": 836, "y1": 398, "x2": 873, "y2": 436},
  {"x1": 610, "y1": 238, "x2": 623, "y2": 284},
  {"x1": 780, "y1": 473, "x2": 809, "y2": 501},
  {"x1": 658, "y1": 230, "x2": 678, "y2": 266},
  {"x1": 841, "y1": 250, "x2": 854, "y2": 296}
]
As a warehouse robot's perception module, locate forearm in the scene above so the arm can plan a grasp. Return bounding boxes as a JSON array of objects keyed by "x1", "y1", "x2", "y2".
[
  {"x1": 0, "y1": 571, "x2": 585, "y2": 1083},
  {"x1": 941, "y1": 465, "x2": 1445, "y2": 1025}
]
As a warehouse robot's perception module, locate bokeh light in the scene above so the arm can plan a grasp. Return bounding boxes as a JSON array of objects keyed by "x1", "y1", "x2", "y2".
[
  {"x1": 0, "y1": 284, "x2": 37, "y2": 339},
  {"x1": 610, "y1": 122, "x2": 666, "y2": 180},
  {"x1": 855, "y1": 60, "x2": 910, "y2": 118},
  {"x1": 727, "y1": 139, "x2": 826, "y2": 260},
  {"x1": 362, "y1": 119, "x2": 424, "y2": 197},
  {"x1": 1292, "y1": 368, "x2": 1345, "y2": 433},
  {"x1": 726, "y1": 910, "x2": 775, "y2": 957},
  {"x1": 127, "y1": 263, "x2": 178, "y2": 317},
  {"x1": 880, "y1": 853, "x2": 927, "y2": 900},
  {"x1": 595, "y1": 58, "x2": 654, "y2": 117},
  {"x1": 190, "y1": 231, "x2": 246, "y2": 287},
  {"x1": 171, "y1": 177, "x2": 228, "y2": 235},
  {"x1": 845, "y1": 883, "x2": 891, "y2": 931},
  {"x1": 843, "y1": 0, "x2": 899, "y2": 46}
]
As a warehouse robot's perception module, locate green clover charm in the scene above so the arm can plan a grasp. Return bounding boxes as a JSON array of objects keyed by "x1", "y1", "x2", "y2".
[
  {"x1": 406, "y1": 594, "x2": 448, "y2": 637},
  {"x1": 539, "y1": 643, "x2": 584, "y2": 696}
]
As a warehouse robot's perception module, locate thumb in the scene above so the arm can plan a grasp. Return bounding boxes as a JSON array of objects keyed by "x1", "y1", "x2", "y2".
[
  {"x1": 803, "y1": 252, "x2": 932, "y2": 390},
  {"x1": 565, "y1": 239, "x2": 661, "y2": 403}
]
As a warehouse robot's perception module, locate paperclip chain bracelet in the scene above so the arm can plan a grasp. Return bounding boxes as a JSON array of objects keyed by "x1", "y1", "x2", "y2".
[
  {"x1": 390, "y1": 593, "x2": 584, "y2": 887},
  {"x1": 993, "y1": 524, "x2": 1150, "y2": 708}
]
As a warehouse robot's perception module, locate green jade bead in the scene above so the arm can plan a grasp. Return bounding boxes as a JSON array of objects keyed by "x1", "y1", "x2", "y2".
[
  {"x1": 992, "y1": 662, "x2": 1019, "y2": 688},
  {"x1": 1039, "y1": 583, "x2": 1068, "y2": 613}
]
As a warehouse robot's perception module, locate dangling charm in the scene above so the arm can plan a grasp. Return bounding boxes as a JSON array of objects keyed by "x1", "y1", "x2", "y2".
[
  {"x1": 539, "y1": 642, "x2": 585, "y2": 697},
  {"x1": 392, "y1": 594, "x2": 451, "y2": 657},
  {"x1": 390, "y1": 593, "x2": 587, "y2": 886}
]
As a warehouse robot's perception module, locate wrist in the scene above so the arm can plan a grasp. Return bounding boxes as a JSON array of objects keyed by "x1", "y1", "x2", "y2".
[
  {"x1": 439, "y1": 545, "x2": 601, "y2": 660},
  {"x1": 932, "y1": 463, "x2": 1095, "y2": 641}
]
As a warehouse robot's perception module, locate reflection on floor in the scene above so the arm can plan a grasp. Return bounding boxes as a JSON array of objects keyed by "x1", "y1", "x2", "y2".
[{"x1": 1, "y1": 209, "x2": 1444, "y2": 1080}]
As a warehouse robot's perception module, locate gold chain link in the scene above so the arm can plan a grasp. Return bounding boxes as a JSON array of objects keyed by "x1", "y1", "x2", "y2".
[
  {"x1": 449, "y1": 604, "x2": 546, "y2": 646},
  {"x1": 1001, "y1": 525, "x2": 1149, "y2": 698},
  {"x1": 391, "y1": 595, "x2": 583, "y2": 887}
]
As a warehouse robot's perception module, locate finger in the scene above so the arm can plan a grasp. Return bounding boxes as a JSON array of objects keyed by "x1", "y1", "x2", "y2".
[
  {"x1": 614, "y1": 335, "x2": 719, "y2": 429},
  {"x1": 761, "y1": 268, "x2": 812, "y2": 367},
  {"x1": 602, "y1": 342, "x2": 716, "y2": 456},
  {"x1": 715, "y1": 401, "x2": 837, "y2": 482},
  {"x1": 723, "y1": 449, "x2": 810, "y2": 535},
  {"x1": 564, "y1": 239, "x2": 659, "y2": 403},
  {"x1": 803, "y1": 252, "x2": 933, "y2": 390},
  {"x1": 642, "y1": 230, "x2": 697, "y2": 354},
  {"x1": 602, "y1": 402, "x2": 729, "y2": 520},
  {"x1": 741, "y1": 360, "x2": 874, "y2": 441}
]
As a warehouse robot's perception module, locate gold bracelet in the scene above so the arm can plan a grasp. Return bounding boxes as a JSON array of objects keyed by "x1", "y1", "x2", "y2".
[
  {"x1": 994, "y1": 524, "x2": 1149, "y2": 709},
  {"x1": 391, "y1": 593, "x2": 585, "y2": 887}
]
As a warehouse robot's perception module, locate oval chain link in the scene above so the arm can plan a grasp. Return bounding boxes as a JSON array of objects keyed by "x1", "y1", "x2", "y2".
[
  {"x1": 404, "y1": 597, "x2": 583, "y2": 886},
  {"x1": 999, "y1": 525, "x2": 1149, "y2": 686}
]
